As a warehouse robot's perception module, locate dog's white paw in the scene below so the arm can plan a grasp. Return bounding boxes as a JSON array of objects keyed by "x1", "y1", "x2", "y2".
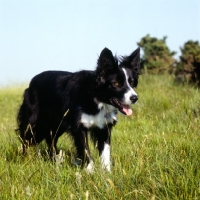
[{"x1": 85, "y1": 161, "x2": 94, "y2": 174}]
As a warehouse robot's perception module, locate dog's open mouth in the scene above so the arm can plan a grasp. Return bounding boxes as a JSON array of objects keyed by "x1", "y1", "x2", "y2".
[{"x1": 110, "y1": 98, "x2": 132, "y2": 116}]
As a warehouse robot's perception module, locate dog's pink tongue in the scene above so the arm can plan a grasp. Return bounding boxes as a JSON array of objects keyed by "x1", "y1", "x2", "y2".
[{"x1": 123, "y1": 105, "x2": 132, "y2": 116}]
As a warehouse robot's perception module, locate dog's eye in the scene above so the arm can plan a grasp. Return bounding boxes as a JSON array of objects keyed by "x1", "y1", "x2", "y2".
[
  {"x1": 128, "y1": 79, "x2": 134, "y2": 87},
  {"x1": 114, "y1": 81, "x2": 119, "y2": 86},
  {"x1": 113, "y1": 81, "x2": 121, "y2": 87}
]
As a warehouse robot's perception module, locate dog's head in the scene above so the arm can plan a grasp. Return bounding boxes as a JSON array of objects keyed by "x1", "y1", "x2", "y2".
[{"x1": 95, "y1": 47, "x2": 140, "y2": 116}]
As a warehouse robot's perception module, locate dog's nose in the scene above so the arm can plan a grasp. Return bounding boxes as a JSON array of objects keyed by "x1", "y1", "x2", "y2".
[{"x1": 130, "y1": 95, "x2": 138, "y2": 103}]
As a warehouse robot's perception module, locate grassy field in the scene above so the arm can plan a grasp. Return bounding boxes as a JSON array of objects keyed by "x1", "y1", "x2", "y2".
[{"x1": 0, "y1": 75, "x2": 199, "y2": 199}]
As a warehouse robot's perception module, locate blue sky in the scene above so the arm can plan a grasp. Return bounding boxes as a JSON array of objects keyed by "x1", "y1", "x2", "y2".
[{"x1": 0, "y1": 0, "x2": 199, "y2": 85}]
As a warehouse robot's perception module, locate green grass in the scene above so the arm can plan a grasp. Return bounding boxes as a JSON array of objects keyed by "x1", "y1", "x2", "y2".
[{"x1": 0, "y1": 75, "x2": 200, "y2": 199}]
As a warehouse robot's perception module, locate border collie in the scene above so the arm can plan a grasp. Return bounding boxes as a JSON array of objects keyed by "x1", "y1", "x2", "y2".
[{"x1": 16, "y1": 47, "x2": 140, "y2": 172}]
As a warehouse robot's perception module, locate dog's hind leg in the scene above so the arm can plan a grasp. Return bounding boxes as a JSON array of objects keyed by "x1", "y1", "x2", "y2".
[
  {"x1": 45, "y1": 130, "x2": 59, "y2": 158},
  {"x1": 22, "y1": 124, "x2": 34, "y2": 154},
  {"x1": 16, "y1": 121, "x2": 37, "y2": 154}
]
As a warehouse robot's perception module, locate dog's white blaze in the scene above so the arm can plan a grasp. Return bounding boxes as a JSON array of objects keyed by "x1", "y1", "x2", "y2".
[
  {"x1": 100, "y1": 143, "x2": 111, "y2": 172},
  {"x1": 81, "y1": 104, "x2": 117, "y2": 129},
  {"x1": 122, "y1": 68, "x2": 137, "y2": 105}
]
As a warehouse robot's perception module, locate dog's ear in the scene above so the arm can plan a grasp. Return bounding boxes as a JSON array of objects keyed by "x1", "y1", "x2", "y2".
[
  {"x1": 97, "y1": 48, "x2": 117, "y2": 72},
  {"x1": 120, "y1": 47, "x2": 140, "y2": 75}
]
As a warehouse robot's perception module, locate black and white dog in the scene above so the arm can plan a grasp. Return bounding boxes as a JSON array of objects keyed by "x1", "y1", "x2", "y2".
[{"x1": 16, "y1": 47, "x2": 140, "y2": 172}]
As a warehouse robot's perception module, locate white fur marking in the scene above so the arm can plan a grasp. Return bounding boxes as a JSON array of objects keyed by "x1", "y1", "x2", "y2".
[
  {"x1": 85, "y1": 160, "x2": 94, "y2": 174},
  {"x1": 100, "y1": 143, "x2": 111, "y2": 172},
  {"x1": 98, "y1": 102, "x2": 104, "y2": 109},
  {"x1": 81, "y1": 103, "x2": 117, "y2": 129},
  {"x1": 122, "y1": 68, "x2": 137, "y2": 105}
]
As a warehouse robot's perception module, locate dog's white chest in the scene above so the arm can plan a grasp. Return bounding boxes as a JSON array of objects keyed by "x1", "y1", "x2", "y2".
[{"x1": 80, "y1": 104, "x2": 117, "y2": 129}]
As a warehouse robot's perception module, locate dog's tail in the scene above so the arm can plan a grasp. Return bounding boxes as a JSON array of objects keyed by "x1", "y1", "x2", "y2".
[{"x1": 16, "y1": 88, "x2": 34, "y2": 139}]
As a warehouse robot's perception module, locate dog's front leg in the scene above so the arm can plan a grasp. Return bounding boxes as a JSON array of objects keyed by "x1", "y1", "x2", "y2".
[
  {"x1": 96, "y1": 127, "x2": 112, "y2": 172},
  {"x1": 73, "y1": 128, "x2": 93, "y2": 173},
  {"x1": 100, "y1": 142, "x2": 111, "y2": 172}
]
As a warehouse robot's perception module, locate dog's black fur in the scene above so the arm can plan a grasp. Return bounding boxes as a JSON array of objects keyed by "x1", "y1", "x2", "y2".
[{"x1": 16, "y1": 47, "x2": 140, "y2": 172}]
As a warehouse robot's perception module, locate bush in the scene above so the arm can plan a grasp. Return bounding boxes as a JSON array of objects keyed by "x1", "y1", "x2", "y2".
[
  {"x1": 173, "y1": 40, "x2": 200, "y2": 86},
  {"x1": 137, "y1": 34, "x2": 176, "y2": 74}
]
